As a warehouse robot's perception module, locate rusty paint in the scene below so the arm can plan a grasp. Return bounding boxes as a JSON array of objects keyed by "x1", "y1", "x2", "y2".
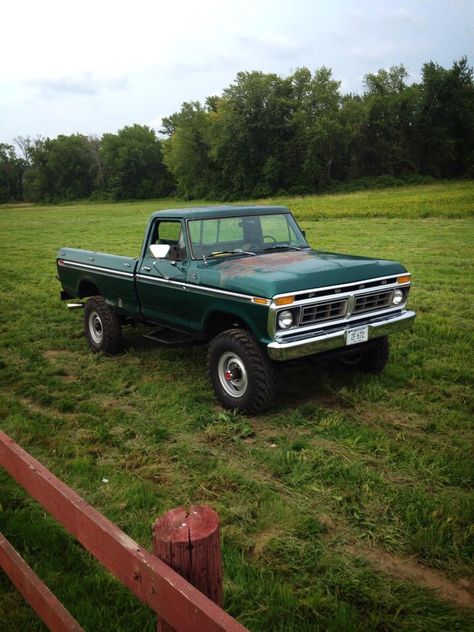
[{"x1": 216, "y1": 251, "x2": 312, "y2": 280}]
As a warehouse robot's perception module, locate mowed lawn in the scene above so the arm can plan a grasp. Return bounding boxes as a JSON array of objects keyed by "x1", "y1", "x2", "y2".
[{"x1": 0, "y1": 181, "x2": 473, "y2": 631}]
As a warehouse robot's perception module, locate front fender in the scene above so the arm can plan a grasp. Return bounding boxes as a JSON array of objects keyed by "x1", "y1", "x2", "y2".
[{"x1": 191, "y1": 292, "x2": 271, "y2": 343}]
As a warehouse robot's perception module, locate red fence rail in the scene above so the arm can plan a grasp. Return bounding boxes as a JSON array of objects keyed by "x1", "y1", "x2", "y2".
[
  {"x1": 0, "y1": 533, "x2": 84, "y2": 632},
  {"x1": 0, "y1": 431, "x2": 248, "y2": 632}
]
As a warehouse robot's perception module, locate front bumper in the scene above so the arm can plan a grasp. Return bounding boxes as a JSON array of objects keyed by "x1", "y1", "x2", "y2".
[{"x1": 267, "y1": 310, "x2": 416, "y2": 361}]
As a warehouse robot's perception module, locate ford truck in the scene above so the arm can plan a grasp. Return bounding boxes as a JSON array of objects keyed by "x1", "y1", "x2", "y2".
[{"x1": 56, "y1": 205, "x2": 415, "y2": 413}]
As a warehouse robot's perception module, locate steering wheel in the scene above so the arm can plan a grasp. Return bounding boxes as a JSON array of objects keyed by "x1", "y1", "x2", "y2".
[{"x1": 263, "y1": 235, "x2": 277, "y2": 243}]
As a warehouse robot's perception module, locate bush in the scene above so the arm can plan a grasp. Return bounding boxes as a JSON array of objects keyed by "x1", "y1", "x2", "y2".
[
  {"x1": 89, "y1": 190, "x2": 113, "y2": 202},
  {"x1": 288, "y1": 184, "x2": 313, "y2": 196},
  {"x1": 252, "y1": 183, "x2": 273, "y2": 199}
]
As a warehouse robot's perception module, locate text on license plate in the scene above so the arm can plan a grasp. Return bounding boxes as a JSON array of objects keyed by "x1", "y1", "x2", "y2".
[{"x1": 346, "y1": 326, "x2": 369, "y2": 346}]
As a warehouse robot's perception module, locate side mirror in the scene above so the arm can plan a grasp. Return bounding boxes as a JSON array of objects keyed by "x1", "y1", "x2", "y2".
[{"x1": 149, "y1": 244, "x2": 170, "y2": 259}]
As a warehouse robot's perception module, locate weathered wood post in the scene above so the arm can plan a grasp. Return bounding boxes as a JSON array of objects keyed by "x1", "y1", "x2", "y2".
[{"x1": 153, "y1": 505, "x2": 223, "y2": 632}]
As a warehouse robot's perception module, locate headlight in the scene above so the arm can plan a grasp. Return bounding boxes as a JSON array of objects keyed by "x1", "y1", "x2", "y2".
[
  {"x1": 278, "y1": 310, "x2": 294, "y2": 329},
  {"x1": 392, "y1": 289, "x2": 405, "y2": 305}
]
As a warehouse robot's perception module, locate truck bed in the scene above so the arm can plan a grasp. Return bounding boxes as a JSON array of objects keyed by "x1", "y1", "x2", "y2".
[{"x1": 57, "y1": 247, "x2": 140, "y2": 317}]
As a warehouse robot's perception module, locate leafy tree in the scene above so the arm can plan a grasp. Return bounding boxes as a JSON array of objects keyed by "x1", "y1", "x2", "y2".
[
  {"x1": 357, "y1": 66, "x2": 419, "y2": 176},
  {"x1": 415, "y1": 57, "x2": 474, "y2": 177},
  {"x1": 14, "y1": 135, "x2": 36, "y2": 164},
  {"x1": 0, "y1": 143, "x2": 26, "y2": 202},
  {"x1": 162, "y1": 102, "x2": 213, "y2": 199},
  {"x1": 23, "y1": 134, "x2": 98, "y2": 202},
  {"x1": 101, "y1": 124, "x2": 173, "y2": 199},
  {"x1": 290, "y1": 67, "x2": 344, "y2": 188},
  {"x1": 209, "y1": 71, "x2": 294, "y2": 197},
  {"x1": 338, "y1": 94, "x2": 369, "y2": 180},
  {"x1": 364, "y1": 65, "x2": 409, "y2": 96},
  {"x1": 3, "y1": 57, "x2": 473, "y2": 204}
]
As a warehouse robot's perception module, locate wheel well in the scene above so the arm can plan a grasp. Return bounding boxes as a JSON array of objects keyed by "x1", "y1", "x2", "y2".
[
  {"x1": 78, "y1": 279, "x2": 101, "y2": 299},
  {"x1": 203, "y1": 312, "x2": 249, "y2": 339}
]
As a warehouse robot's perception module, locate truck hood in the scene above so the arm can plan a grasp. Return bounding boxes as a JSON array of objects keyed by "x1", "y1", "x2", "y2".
[{"x1": 192, "y1": 250, "x2": 407, "y2": 298}]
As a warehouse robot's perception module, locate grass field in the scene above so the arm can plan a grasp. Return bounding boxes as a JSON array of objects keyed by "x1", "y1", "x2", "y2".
[{"x1": 0, "y1": 181, "x2": 473, "y2": 631}]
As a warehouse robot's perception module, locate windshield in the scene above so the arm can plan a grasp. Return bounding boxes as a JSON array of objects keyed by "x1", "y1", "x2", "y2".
[{"x1": 188, "y1": 213, "x2": 309, "y2": 259}]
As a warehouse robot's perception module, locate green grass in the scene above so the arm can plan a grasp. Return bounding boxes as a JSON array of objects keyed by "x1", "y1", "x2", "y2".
[{"x1": 1, "y1": 180, "x2": 473, "y2": 630}]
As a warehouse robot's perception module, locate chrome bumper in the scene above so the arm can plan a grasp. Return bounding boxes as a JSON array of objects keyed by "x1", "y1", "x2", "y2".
[{"x1": 267, "y1": 310, "x2": 416, "y2": 361}]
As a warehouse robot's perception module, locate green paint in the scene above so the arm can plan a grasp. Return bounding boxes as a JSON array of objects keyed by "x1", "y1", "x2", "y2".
[{"x1": 57, "y1": 205, "x2": 411, "y2": 348}]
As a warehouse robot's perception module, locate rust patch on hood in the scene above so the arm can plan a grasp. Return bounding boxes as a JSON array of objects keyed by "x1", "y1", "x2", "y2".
[{"x1": 216, "y1": 251, "x2": 311, "y2": 279}]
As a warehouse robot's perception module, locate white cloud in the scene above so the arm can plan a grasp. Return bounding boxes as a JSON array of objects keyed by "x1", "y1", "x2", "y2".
[
  {"x1": 376, "y1": 6, "x2": 423, "y2": 25},
  {"x1": 238, "y1": 30, "x2": 304, "y2": 59},
  {"x1": 26, "y1": 73, "x2": 128, "y2": 97},
  {"x1": 349, "y1": 42, "x2": 400, "y2": 62},
  {"x1": 349, "y1": 37, "x2": 435, "y2": 65},
  {"x1": 258, "y1": 31, "x2": 304, "y2": 56}
]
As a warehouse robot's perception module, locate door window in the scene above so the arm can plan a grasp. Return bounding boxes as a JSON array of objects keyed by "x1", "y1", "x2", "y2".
[{"x1": 150, "y1": 221, "x2": 186, "y2": 261}]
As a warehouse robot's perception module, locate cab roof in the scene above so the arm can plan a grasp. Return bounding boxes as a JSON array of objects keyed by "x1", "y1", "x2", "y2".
[{"x1": 149, "y1": 205, "x2": 290, "y2": 221}]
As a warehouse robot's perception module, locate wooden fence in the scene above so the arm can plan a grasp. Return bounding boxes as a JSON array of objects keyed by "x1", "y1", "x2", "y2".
[{"x1": 0, "y1": 431, "x2": 248, "y2": 632}]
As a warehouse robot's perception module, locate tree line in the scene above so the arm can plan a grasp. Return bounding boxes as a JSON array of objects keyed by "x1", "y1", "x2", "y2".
[{"x1": 1, "y1": 57, "x2": 473, "y2": 204}]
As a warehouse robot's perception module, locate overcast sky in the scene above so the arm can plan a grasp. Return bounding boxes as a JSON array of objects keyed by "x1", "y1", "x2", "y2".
[{"x1": 1, "y1": 0, "x2": 472, "y2": 144}]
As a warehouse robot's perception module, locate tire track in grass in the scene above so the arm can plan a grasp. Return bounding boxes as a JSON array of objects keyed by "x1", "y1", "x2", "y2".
[{"x1": 346, "y1": 544, "x2": 474, "y2": 610}]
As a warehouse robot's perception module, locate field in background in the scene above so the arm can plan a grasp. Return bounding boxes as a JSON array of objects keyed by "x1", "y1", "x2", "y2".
[{"x1": 0, "y1": 181, "x2": 473, "y2": 630}]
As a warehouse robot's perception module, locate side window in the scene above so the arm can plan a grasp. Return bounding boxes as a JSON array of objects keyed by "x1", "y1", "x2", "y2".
[{"x1": 151, "y1": 221, "x2": 186, "y2": 260}]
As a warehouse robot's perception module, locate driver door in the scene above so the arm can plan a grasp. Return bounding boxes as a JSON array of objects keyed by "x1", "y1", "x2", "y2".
[{"x1": 136, "y1": 219, "x2": 189, "y2": 329}]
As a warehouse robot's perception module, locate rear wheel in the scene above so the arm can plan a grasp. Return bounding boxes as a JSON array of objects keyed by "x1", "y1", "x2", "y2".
[
  {"x1": 208, "y1": 328, "x2": 275, "y2": 414},
  {"x1": 84, "y1": 296, "x2": 122, "y2": 355},
  {"x1": 339, "y1": 336, "x2": 389, "y2": 374}
]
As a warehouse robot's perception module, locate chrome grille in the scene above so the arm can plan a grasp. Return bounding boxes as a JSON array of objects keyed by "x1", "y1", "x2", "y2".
[
  {"x1": 354, "y1": 290, "x2": 393, "y2": 314},
  {"x1": 300, "y1": 299, "x2": 348, "y2": 325}
]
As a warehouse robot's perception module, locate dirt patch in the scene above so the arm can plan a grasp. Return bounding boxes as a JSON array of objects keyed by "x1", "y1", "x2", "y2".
[
  {"x1": 348, "y1": 544, "x2": 474, "y2": 609},
  {"x1": 42, "y1": 350, "x2": 79, "y2": 382},
  {"x1": 43, "y1": 350, "x2": 75, "y2": 361},
  {"x1": 352, "y1": 404, "x2": 450, "y2": 445},
  {"x1": 252, "y1": 527, "x2": 282, "y2": 558},
  {"x1": 318, "y1": 514, "x2": 337, "y2": 532},
  {"x1": 61, "y1": 374, "x2": 79, "y2": 383},
  {"x1": 19, "y1": 397, "x2": 76, "y2": 420},
  {"x1": 94, "y1": 396, "x2": 136, "y2": 414}
]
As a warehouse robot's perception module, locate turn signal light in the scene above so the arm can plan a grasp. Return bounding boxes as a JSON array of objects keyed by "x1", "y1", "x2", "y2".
[
  {"x1": 252, "y1": 297, "x2": 270, "y2": 305},
  {"x1": 275, "y1": 295, "x2": 295, "y2": 306},
  {"x1": 397, "y1": 275, "x2": 411, "y2": 284}
]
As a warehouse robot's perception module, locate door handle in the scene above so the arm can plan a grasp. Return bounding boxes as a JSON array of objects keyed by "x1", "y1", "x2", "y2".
[{"x1": 141, "y1": 266, "x2": 151, "y2": 272}]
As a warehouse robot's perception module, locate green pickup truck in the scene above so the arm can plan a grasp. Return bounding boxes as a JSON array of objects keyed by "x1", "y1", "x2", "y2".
[{"x1": 57, "y1": 205, "x2": 415, "y2": 412}]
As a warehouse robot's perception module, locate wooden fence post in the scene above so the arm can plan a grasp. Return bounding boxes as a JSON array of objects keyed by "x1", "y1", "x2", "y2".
[{"x1": 153, "y1": 505, "x2": 223, "y2": 632}]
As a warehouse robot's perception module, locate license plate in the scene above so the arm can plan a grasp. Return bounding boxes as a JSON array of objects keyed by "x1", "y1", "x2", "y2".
[{"x1": 346, "y1": 326, "x2": 369, "y2": 346}]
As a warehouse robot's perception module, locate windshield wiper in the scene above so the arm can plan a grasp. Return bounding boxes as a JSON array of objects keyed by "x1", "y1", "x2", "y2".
[
  {"x1": 262, "y1": 243, "x2": 307, "y2": 252},
  {"x1": 208, "y1": 249, "x2": 256, "y2": 258}
]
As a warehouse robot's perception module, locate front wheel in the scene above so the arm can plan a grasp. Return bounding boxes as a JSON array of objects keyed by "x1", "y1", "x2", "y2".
[
  {"x1": 84, "y1": 296, "x2": 122, "y2": 355},
  {"x1": 207, "y1": 329, "x2": 275, "y2": 414}
]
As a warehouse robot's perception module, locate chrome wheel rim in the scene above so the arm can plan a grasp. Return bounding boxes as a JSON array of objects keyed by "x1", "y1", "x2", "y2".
[
  {"x1": 218, "y1": 352, "x2": 248, "y2": 398},
  {"x1": 89, "y1": 311, "x2": 103, "y2": 344}
]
